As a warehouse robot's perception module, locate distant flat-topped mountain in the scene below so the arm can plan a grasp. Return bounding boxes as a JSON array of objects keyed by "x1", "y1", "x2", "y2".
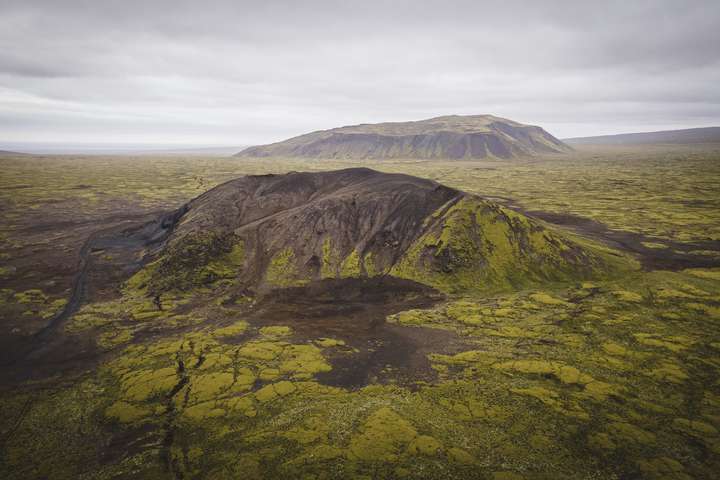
[
  {"x1": 133, "y1": 168, "x2": 632, "y2": 297},
  {"x1": 565, "y1": 126, "x2": 720, "y2": 145},
  {"x1": 236, "y1": 115, "x2": 571, "y2": 160}
]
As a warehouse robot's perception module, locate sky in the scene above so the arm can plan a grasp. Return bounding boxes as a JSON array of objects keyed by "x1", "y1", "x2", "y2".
[{"x1": 1, "y1": 0, "x2": 719, "y2": 151}]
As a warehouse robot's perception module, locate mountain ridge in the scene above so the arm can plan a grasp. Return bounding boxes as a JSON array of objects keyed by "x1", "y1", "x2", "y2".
[
  {"x1": 565, "y1": 126, "x2": 720, "y2": 145},
  {"x1": 236, "y1": 115, "x2": 571, "y2": 160}
]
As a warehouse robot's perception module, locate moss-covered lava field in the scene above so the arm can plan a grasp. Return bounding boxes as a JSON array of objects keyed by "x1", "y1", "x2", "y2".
[{"x1": 1, "y1": 144, "x2": 720, "y2": 479}]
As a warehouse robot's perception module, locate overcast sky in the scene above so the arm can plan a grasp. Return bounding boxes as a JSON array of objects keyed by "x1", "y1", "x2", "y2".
[{"x1": 1, "y1": 0, "x2": 719, "y2": 150}]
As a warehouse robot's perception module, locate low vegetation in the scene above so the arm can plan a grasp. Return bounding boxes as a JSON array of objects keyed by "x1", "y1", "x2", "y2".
[{"x1": 1, "y1": 145, "x2": 719, "y2": 479}]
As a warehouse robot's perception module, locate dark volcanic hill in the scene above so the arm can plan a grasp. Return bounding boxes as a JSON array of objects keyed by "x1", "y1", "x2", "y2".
[
  {"x1": 565, "y1": 126, "x2": 720, "y2": 145},
  {"x1": 138, "y1": 168, "x2": 631, "y2": 296},
  {"x1": 235, "y1": 115, "x2": 571, "y2": 160}
]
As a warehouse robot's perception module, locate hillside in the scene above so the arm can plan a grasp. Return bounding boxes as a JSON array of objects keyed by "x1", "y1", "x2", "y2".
[
  {"x1": 565, "y1": 126, "x2": 720, "y2": 145},
  {"x1": 236, "y1": 115, "x2": 571, "y2": 160},
  {"x1": 134, "y1": 168, "x2": 632, "y2": 297}
]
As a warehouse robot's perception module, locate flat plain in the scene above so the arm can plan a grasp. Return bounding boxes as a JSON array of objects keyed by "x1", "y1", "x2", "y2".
[{"x1": 1, "y1": 144, "x2": 720, "y2": 479}]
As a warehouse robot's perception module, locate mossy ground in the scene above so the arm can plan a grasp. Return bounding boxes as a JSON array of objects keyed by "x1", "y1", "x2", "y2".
[
  {"x1": 2, "y1": 266, "x2": 718, "y2": 479},
  {"x1": 2, "y1": 147, "x2": 717, "y2": 331},
  {"x1": 390, "y1": 196, "x2": 636, "y2": 295},
  {"x1": 1, "y1": 147, "x2": 720, "y2": 479}
]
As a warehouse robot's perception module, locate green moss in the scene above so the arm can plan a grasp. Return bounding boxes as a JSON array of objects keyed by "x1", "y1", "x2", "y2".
[
  {"x1": 637, "y1": 457, "x2": 692, "y2": 480},
  {"x1": 283, "y1": 416, "x2": 329, "y2": 444},
  {"x1": 685, "y1": 268, "x2": 720, "y2": 281},
  {"x1": 687, "y1": 302, "x2": 720, "y2": 318},
  {"x1": 634, "y1": 333, "x2": 693, "y2": 352},
  {"x1": 255, "y1": 384, "x2": 279, "y2": 403},
  {"x1": 387, "y1": 308, "x2": 449, "y2": 328},
  {"x1": 430, "y1": 349, "x2": 494, "y2": 367},
  {"x1": 602, "y1": 342, "x2": 629, "y2": 356},
  {"x1": 238, "y1": 341, "x2": 284, "y2": 361},
  {"x1": 131, "y1": 306, "x2": 163, "y2": 321},
  {"x1": 278, "y1": 344, "x2": 331, "y2": 378},
  {"x1": 613, "y1": 290, "x2": 644, "y2": 302},
  {"x1": 363, "y1": 251, "x2": 381, "y2": 276},
  {"x1": 213, "y1": 320, "x2": 249, "y2": 337},
  {"x1": 447, "y1": 447, "x2": 475, "y2": 464},
  {"x1": 105, "y1": 401, "x2": 151, "y2": 423},
  {"x1": 321, "y1": 237, "x2": 339, "y2": 278},
  {"x1": 494, "y1": 360, "x2": 594, "y2": 385},
  {"x1": 265, "y1": 247, "x2": 306, "y2": 287},
  {"x1": 641, "y1": 241, "x2": 668, "y2": 249},
  {"x1": 139, "y1": 233, "x2": 246, "y2": 293},
  {"x1": 40, "y1": 298, "x2": 67, "y2": 319},
  {"x1": 0, "y1": 379, "x2": 113, "y2": 479},
  {"x1": 340, "y1": 249, "x2": 362, "y2": 277},
  {"x1": 389, "y1": 196, "x2": 633, "y2": 294},
  {"x1": 260, "y1": 325, "x2": 292, "y2": 337},
  {"x1": 529, "y1": 292, "x2": 569, "y2": 306},
  {"x1": 226, "y1": 395, "x2": 257, "y2": 417},
  {"x1": 581, "y1": 381, "x2": 622, "y2": 401},
  {"x1": 97, "y1": 329, "x2": 133, "y2": 349},
  {"x1": 65, "y1": 309, "x2": 113, "y2": 333},
  {"x1": 121, "y1": 367, "x2": 178, "y2": 401},
  {"x1": 492, "y1": 472, "x2": 525, "y2": 480},
  {"x1": 14, "y1": 289, "x2": 48, "y2": 304},
  {"x1": 315, "y1": 337, "x2": 345, "y2": 347},
  {"x1": 347, "y1": 407, "x2": 418, "y2": 462},
  {"x1": 191, "y1": 372, "x2": 236, "y2": 402},
  {"x1": 672, "y1": 418, "x2": 718, "y2": 438},
  {"x1": 259, "y1": 368, "x2": 281, "y2": 381},
  {"x1": 587, "y1": 432, "x2": 616, "y2": 452},
  {"x1": 125, "y1": 264, "x2": 155, "y2": 292},
  {"x1": 510, "y1": 386, "x2": 561, "y2": 408},
  {"x1": 446, "y1": 300, "x2": 483, "y2": 323},
  {"x1": 235, "y1": 368, "x2": 256, "y2": 387},
  {"x1": 183, "y1": 401, "x2": 226, "y2": 421},
  {"x1": 649, "y1": 361, "x2": 688, "y2": 384},
  {"x1": 225, "y1": 241, "x2": 245, "y2": 266},
  {"x1": 607, "y1": 422, "x2": 656, "y2": 445},
  {"x1": 407, "y1": 435, "x2": 443, "y2": 456},
  {"x1": 273, "y1": 380, "x2": 297, "y2": 396},
  {"x1": 198, "y1": 352, "x2": 233, "y2": 370}
]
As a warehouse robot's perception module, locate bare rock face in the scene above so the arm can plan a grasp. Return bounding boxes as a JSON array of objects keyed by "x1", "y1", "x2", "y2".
[
  {"x1": 143, "y1": 168, "x2": 631, "y2": 295},
  {"x1": 235, "y1": 115, "x2": 571, "y2": 160}
]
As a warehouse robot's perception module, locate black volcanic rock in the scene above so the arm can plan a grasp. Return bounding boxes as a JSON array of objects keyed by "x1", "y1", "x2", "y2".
[{"x1": 235, "y1": 115, "x2": 571, "y2": 160}]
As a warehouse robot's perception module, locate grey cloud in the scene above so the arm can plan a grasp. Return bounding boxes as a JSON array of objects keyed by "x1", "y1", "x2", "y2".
[{"x1": 0, "y1": 0, "x2": 719, "y2": 148}]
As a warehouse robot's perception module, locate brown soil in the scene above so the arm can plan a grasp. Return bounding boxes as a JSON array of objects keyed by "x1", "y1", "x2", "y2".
[{"x1": 247, "y1": 278, "x2": 463, "y2": 389}]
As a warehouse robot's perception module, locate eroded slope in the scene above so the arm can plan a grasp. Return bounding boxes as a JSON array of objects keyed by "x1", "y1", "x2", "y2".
[{"x1": 139, "y1": 168, "x2": 633, "y2": 297}]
